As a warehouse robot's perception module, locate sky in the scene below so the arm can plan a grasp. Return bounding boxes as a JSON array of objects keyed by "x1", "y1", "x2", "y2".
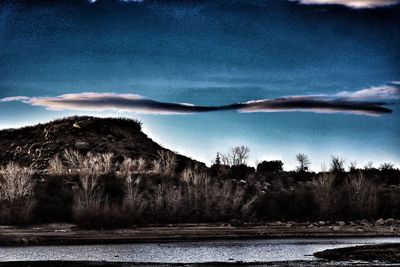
[{"x1": 0, "y1": 0, "x2": 399, "y2": 170}]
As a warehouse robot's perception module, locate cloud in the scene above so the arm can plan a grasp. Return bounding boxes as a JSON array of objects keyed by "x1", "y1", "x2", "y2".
[
  {"x1": 335, "y1": 83, "x2": 400, "y2": 100},
  {"x1": 0, "y1": 96, "x2": 31, "y2": 102},
  {"x1": 88, "y1": 0, "x2": 144, "y2": 3},
  {"x1": 1, "y1": 84, "x2": 396, "y2": 116},
  {"x1": 292, "y1": 0, "x2": 400, "y2": 8},
  {"x1": 1, "y1": 92, "x2": 224, "y2": 115},
  {"x1": 240, "y1": 96, "x2": 391, "y2": 115}
]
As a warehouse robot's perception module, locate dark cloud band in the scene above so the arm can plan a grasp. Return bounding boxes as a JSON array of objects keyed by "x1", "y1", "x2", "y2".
[
  {"x1": 292, "y1": 0, "x2": 400, "y2": 9},
  {"x1": 1, "y1": 84, "x2": 398, "y2": 116}
]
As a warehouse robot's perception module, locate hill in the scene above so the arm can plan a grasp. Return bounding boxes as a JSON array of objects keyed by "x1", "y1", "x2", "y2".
[{"x1": 0, "y1": 116, "x2": 202, "y2": 171}]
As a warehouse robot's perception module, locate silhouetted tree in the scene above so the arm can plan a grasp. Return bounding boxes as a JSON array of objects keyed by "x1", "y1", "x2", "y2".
[
  {"x1": 230, "y1": 164, "x2": 255, "y2": 180},
  {"x1": 257, "y1": 160, "x2": 284, "y2": 173},
  {"x1": 221, "y1": 145, "x2": 250, "y2": 166},
  {"x1": 330, "y1": 156, "x2": 346, "y2": 185},
  {"x1": 349, "y1": 161, "x2": 357, "y2": 173},
  {"x1": 330, "y1": 156, "x2": 345, "y2": 173},
  {"x1": 380, "y1": 162, "x2": 394, "y2": 171},
  {"x1": 209, "y1": 152, "x2": 223, "y2": 177},
  {"x1": 379, "y1": 162, "x2": 399, "y2": 185},
  {"x1": 296, "y1": 153, "x2": 310, "y2": 172},
  {"x1": 215, "y1": 152, "x2": 221, "y2": 166},
  {"x1": 364, "y1": 161, "x2": 374, "y2": 170}
]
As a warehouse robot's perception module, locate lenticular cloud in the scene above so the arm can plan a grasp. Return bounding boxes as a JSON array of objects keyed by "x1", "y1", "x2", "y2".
[
  {"x1": 292, "y1": 0, "x2": 400, "y2": 8},
  {"x1": 2, "y1": 84, "x2": 398, "y2": 116}
]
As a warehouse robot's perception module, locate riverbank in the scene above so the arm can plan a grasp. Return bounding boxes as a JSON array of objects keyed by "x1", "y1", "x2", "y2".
[
  {"x1": 1, "y1": 221, "x2": 399, "y2": 246},
  {"x1": 315, "y1": 243, "x2": 400, "y2": 263}
]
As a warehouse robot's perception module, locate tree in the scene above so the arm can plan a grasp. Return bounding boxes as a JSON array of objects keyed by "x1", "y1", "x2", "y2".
[
  {"x1": 380, "y1": 162, "x2": 394, "y2": 171},
  {"x1": 330, "y1": 156, "x2": 345, "y2": 173},
  {"x1": 257, "y1": 160, "x2": 284, "y2": 173},
  {"x1": 214, "y1": 152, "x2": 221, "y2": 166},
  {"x1": 220, "y1": 145, "x2": 250, "y2": 166},
  {"x1": 209, "y1": 152, "x2": 224, "y2": 177},
  {"x1": 296, "y1": 153, "x2": 310, "y2": 172},
  {"x1": 349, "y1": 161, "x2": 357, "y2": 173}
]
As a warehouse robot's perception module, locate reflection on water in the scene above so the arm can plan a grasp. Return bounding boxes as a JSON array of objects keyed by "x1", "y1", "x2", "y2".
[{"x1": 0, "y1": 237, "x2": 399, "y2": 263}]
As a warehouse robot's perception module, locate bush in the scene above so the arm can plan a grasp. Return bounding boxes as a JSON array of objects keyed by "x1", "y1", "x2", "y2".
[
  {"x1": 257, "y1": 160, "x2": 284, "y2": 174},
  {"x1": 254, "y1": 188, "x2": 318, "y2": 221},
  {"x1": 152, "y1": 150, "x2": 177, "y2": 175},
  {"x1": 33, "y1": 174, "x2": 74, "y2": 222},
  {"x1": 313, "y1": 172, "x2": 335, "y2": 217},
  {"x1": 344, "y1": 172, "x2": 377, "y2": 218},
  {"x1": 74, "y1": 204, "x2": 132, "y2": 229},
  {"x1": 0, "y1": 162, "x2": 34, "y2": 224}
]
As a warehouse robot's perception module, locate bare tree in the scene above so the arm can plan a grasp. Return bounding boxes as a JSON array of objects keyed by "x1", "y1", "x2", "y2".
[
  {"x1": 364, "y1": 161, "x2": 374, "y2": 170},
  {"x1": 380, "y1": 162, "x2": 394, "y2": 171},
  {"x1": 0, "y1": 162, "x2": 34, "y2": 205},
  {"x1": 296, "y1": 153, "x2": 310, "y2": 172},
  {"x1": 220, "y1": 145, "x2": 250, "y2": 166},
  {"x1": 313, "y1": 172, "x2": 335, "y2": 216},
  {"x1": 349, "y1": 160, "x2": 357, "y2": 172},
  {"x1": 345, "y1": 172, "x2": 377, "y2": 217},
  {"x1": 330, "y1": 156, "x2": 345, "y2": 173}
]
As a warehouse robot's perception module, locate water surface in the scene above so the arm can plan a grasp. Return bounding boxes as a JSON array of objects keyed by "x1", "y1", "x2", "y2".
[{"x1": 1, "y1": 237, "x2": 399, "y2": 263}]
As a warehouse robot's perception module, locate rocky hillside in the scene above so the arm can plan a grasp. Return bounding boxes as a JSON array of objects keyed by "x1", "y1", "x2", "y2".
[{"x1": 0, "y1": 116, "x2": 202, "y2": 171}]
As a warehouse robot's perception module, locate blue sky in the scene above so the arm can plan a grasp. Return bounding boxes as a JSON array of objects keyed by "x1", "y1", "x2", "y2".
[{"x1": 0, "y1": 0, "x2": 399, "y2": 170}]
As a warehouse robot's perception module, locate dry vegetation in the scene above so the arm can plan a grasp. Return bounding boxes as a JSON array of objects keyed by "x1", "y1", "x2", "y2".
[
  {"x1": 0, "y1": 163, "x2": 34, "y2": 224},
  {"x1": 0, "y1": 147, "x2": 399, "y2": 228}
]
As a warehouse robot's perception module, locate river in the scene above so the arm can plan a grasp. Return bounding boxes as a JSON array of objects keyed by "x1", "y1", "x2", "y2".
[{"x1": 1, "y1": 237, "x2": 399, "y2": 264}]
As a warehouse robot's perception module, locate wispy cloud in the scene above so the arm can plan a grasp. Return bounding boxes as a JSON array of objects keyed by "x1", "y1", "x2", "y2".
[
  {"x1": 2, "y1": 83, "x2": 398, "y2": 116},
  {"x1": 292, "y1": 0, "x2": 400, "y2": 8},
  {"x1": 1, "y1": 96, "x2": 31, "y2": 102},
  {"x1": 335, "y1": 83, "x2": 400, "y2": 100}
]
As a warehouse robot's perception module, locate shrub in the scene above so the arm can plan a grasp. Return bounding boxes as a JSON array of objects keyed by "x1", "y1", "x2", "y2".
[
  {"x1": 74, "y1": 203, "x2": 132, "y2": 229},
  {"x1": 0, "y1": 162, "x2": 34, "y2": 224},
  {"x1": 152, "y1": 150, "x2": 177, "y2": 175},
  {"x1": 313, "y1": 172, "x2": 335, "y2": 217},
  {"x1": 47, "y1": 155, "x2": 65, "y2": 175},
  {"x1": 344, "y1": 172, "x2": 377, "y2": 218},
  {"x1": 257, "y1": 160, "x2": 284, "y2": 174},
  {"x1": 377, "y1": 186, "x2": 400, "y2": 218},
  {"x1": 119, "y1": 157, "x2": 147, "y2": 176},
  {"x1": 229, "y1": 164, "x2": 255, "y2": 180},
  {"x1": 122, "y1": 174, "x2": 145, "y2": 221},
  {"x1": 65, "y1": 150, "x2": 114, "y2": 209},
  {"x1": 33, "y1": 174, "x2": 74, "y2": 222},
  {"x1": 100, "y1": 173, "x2": 125, "y2": 205}
]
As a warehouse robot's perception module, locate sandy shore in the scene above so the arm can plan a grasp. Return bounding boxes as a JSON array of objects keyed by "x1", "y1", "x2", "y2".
[{"x1": 0, "y1": 222, "x2": 399, "y2": 246}]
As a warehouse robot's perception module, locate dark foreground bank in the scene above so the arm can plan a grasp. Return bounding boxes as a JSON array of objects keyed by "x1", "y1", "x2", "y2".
[{"x1": 315, "y1": 243, "x2": 400, "y2": 263}]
